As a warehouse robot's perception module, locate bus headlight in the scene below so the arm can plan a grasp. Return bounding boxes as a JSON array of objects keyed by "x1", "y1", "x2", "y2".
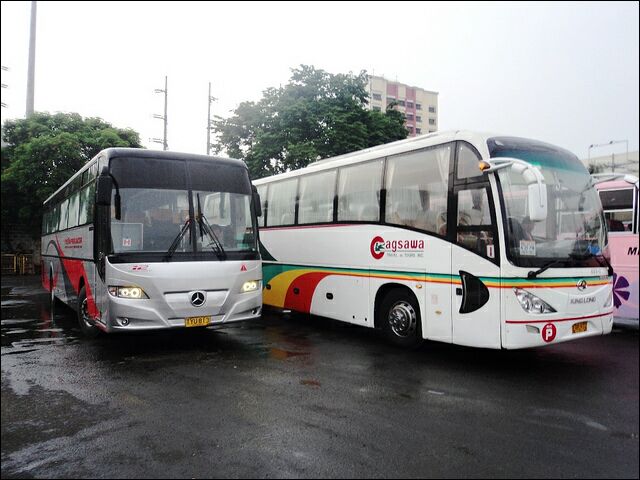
[
  {"x1": 514, "y1": 288, "x2": 556, "y2": 314},
  {"x1": 241, "y1": 280, "x2": 259, "y2": 293},
  {"x1": 108, "y1": 286, "x2": 149, "y2": 299}
]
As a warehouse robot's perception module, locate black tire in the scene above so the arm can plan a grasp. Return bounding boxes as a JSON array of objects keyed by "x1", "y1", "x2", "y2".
[
  {"x1": 77, "y1": 286, "x2": 100, "y2": 338},
  {"x1": 379, "y1": 288, "x2": 423, "y2": 349}
]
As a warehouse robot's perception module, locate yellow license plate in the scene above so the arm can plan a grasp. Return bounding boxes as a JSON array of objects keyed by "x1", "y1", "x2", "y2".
[
  {"x1": 185, "y1": 316, "x2": 210, "y2": 327},
  {"x1": 572, "y1": 321, "x2": 588, "y2": 334}
]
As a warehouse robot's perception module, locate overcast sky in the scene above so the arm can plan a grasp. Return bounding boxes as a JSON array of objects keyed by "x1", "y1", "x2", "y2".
[{"x1": 1, "y1": 1, "x2": 638, "y2": 161}]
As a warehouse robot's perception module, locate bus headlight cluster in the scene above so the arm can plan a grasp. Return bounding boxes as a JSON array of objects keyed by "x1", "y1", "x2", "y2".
[
  {"x1": 514, "y1": 288, "x2": 556, "y2": 314},
  {"x1": 241, "y1": 280, "x2": 259, "y2": 293},
  {"x1": 108, "y1": 286, "x2": 149, "y2": 299}
]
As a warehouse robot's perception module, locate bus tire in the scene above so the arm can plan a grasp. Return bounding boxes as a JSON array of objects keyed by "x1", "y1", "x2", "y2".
[
  {"x1": 77, "y1": 286, "x2": 100, "y2": 338},
  {"x1": 379, "y1": 288, "x2": 423, "y2": 349}
]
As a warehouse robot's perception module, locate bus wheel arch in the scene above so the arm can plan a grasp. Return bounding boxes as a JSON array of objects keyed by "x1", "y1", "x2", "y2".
[
  {"x1": 374, "y1": 284, "x2": 424, "y2": 349},
  {"x1": 77, "y1": 285, "x2": 100, "y2": 338}
]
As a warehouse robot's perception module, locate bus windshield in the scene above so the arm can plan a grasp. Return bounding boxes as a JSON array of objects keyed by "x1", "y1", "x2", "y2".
[
  {"x1": 489, "y1": 137, "x2": 607, "y2": 268},
  {"x1": 109, "y1": 156, "x2": 257, "y2": 257}
]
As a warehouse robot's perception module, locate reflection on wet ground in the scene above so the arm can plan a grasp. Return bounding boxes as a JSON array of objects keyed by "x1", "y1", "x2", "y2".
[{"x1": 1, "y1": 275, "x2": 638, "y2": 479}]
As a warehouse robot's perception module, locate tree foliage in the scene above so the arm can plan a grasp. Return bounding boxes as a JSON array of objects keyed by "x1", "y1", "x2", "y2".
[
  {"x1": 212, "y1": 65, "x2": 408, "y2": 179},
  {"x1": 1, "y1": 112, "x2": 143, "y2": 236}
]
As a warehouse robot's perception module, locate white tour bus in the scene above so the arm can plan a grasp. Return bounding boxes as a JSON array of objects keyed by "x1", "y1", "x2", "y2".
[
  {"x1": 254, "y1": 131, "x2": 614, "y2": 349},
  {"x1": 42, "y1": 148, "x2": 263, "y2": 336}
]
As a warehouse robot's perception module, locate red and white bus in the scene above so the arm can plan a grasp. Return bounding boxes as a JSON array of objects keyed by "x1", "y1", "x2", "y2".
[{"x1": 42, "y1": 148, "x2": 263, "y2": 336}]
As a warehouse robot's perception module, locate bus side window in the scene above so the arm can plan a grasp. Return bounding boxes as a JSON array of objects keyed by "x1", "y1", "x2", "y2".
[
  {"x1": 456, "y1": 188, "x2": 495, "y2": 258},
  {"x1": 456, "y1": 143, "x2": 483, "y2": 180},
  {"x1": 337, "y1": 159, "x2": 383, "y2": 222},
  {"x1": 298, "y1": 170, "x2": 336, "y2": 224},
  {"x1": 266, "y1": 178, "x2": 297, "y2": 227},
  {"x1": 385, "y1": 145, "x2": 450, "y2": 234}
]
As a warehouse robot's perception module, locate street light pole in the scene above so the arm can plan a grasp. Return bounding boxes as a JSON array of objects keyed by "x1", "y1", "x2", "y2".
[
  {"x1": 153, "y1": 76, "x2": 168, "y2": 150},
  {"x1": 587, "y1": 139, "x2": 629, "y2": 173},
  {"x1": 26, "y1": 1, "x2": 37, "y2": 118},
  {"x1": 206, "y1": 82, "x2": 217, "y2": 155}
]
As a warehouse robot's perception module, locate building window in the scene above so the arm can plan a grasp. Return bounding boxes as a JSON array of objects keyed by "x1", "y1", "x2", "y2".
[
  {"x1": 372, "y1": 93, "x2": 382, "y2": 101},
  {"x1": 407, "y1": 101, "x2": 414, "y2": 109},
  {"x1": 416, "y1": 128, "x2": 421, "y2": 134},
  {"x1": 416, "y1": 116, "x2": 422, "y2": 123},
  {"x1": 406, "y1": 113, "x2": 414, "y2": 121},
  {"x1": 429, "y1": 130, "x2": 436, "y2": 133},
  {"x1": 397, "y1": 100, "x2": 405, "y2": 107},
  {"x1": 387, "y1": 98, "x2": 397, "y2": 108},
  {"x1": 429, "y1": 118, "x2": 436, "y2": 125},
  {"x1": 429, "y1": 106, "x2": 436, "y2": 113},
  {"x1": 415, "y1": 103, "x2": 422, "y2": 110},
  {"x1": 373, "y1": 106, "x2": 381, "y2": 112}
]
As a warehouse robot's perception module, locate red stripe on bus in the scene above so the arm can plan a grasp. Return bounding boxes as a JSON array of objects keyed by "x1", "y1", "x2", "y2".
[
  {"x1": 261, "y1": 224, "x2": 357, "y2": 231},
  {"x1": 284, "y1": 272, "x2": 331, "y2": 313},
  {"x1": 506, "y1": 311, "x2": 614, "y2": 324},
  {"x1": 56, "y1": 238, "x2": 100, "y2": 318}
]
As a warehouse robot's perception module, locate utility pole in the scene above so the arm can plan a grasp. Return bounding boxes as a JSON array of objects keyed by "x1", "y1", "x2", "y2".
[
  {"x1": 26, "y1": 1, "x2": 37, "y2": 117},
  {"x1": 153, "y1": 76, "x2": 168, "y2": 150},
  {"x1": 1, "y1": 66, "x2": 8, "y2": 109},
  {"x1": 206, "y1": 82, "x2": 217, "y2": 155}
]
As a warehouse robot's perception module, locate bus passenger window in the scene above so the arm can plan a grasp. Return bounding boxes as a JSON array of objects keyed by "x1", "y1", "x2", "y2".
[
  {"x1": 385, "y1": 145, "x2": 450, "y2": 234},
  {"x1": 338, "y1": 160, "x2": 383, "y2": 222}
]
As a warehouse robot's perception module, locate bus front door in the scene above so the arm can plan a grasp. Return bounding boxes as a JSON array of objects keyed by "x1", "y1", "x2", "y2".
[{"x1": 451, "y1": 184, "x2": 501, "y2": 348}]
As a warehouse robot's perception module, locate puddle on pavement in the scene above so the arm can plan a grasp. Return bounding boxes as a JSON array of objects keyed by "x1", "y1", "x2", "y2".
[{"x1": 1, "y1": 283, "x2": 80, "y2": 349}]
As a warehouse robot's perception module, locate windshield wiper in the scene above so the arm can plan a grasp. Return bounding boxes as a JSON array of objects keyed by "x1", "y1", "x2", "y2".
[
  {"x1": 569, "y1": 252, "x2": 614, "y2": 276},
  {"x1": 164, "y1": 218, "x2": 192, "y2": 261},
  {"x1": 196, "y1": 194, "x2": 226, "y2": 260},
  {"x1": 527, "y1": 259, "x2": 563, "y2": 279}
]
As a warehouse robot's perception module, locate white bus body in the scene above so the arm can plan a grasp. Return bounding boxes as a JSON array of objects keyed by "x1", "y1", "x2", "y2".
[{"x1": 254, "y1": 131, "x2": 613, "y2": 349}]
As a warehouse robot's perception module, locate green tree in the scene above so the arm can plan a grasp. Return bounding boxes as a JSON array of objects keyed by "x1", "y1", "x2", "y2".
[
  {"x1": 212, "y1": 65, "x2": 408, "y2": 179},
  {"x1": 1, "y1": 112, "x2": 143, "y2": 236}
]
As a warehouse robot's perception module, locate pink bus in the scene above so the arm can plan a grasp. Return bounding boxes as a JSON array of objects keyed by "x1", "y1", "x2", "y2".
[{"x1": 594, "y1": 174, "x2": 639, "y2": 326}]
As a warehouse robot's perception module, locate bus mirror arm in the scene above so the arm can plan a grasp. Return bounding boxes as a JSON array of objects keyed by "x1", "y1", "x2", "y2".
[
  {"x1": 252, "y1": 185, "x2": 262, "y2": 217},
  {"x1": 483, "y1": 157, "x2": 548, "y2": 222},
  {"x1": 96, "y1": 167, "x2": 121, "y2": 220}
]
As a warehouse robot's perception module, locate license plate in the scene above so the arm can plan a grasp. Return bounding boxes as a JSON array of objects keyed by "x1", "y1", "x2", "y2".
[
  {"x1": 572, "y1": 321, "x2": 587, "y2": 334},
  {"x1": 185, "y1": 316, "x2": 210, "y2": 327}
]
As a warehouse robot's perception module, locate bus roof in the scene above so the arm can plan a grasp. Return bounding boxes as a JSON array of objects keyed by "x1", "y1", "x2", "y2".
[
  {"x1": 253, "y1": 130, "x2": 497, "y2": 185},
  {"x1": 43, "y1": 148, "x2": 247, "y2": 206}
]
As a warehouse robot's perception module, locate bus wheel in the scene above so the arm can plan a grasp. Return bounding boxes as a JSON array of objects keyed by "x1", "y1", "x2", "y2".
[
  {"x1": 77, "y1": 286, "x2": 100, "y2": 338},
  {"x1": 379, "y1": 289, "x2": 423, "y2": 349}
]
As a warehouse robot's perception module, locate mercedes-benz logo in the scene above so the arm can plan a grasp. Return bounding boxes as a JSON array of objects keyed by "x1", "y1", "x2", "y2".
[
  {"x1": 577, "y1": 280, "x2": 587, "y2": 291},
  {"x1": 190, "y1": 291, "x2": 206, "y2": 307}
]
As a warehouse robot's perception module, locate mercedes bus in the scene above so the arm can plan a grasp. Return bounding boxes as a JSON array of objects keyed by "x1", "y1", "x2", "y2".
[{"x1": 42, "y1": 148, "x2": 263, "y2": 336}]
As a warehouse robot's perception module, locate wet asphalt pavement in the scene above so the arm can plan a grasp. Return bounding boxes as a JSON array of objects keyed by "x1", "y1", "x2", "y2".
[{"x1": 1, "y1": 275, "x2": 638, "y2": 479}]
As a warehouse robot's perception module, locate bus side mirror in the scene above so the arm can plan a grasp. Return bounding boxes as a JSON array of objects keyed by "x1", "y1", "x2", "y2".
[
  {"x1": 528, "y1": 183, "x2": 547, "y2": 222},
  {"x1": 96, "y1": 167, "x2": 121, "y2": 220},
  {"x1": 96, "y1": 172, "x2": 112, "y2": 206},
  {"x1": 252, "y1": 185, "x2": 262, "y2": 217},
  {"x1": 511, "y1": 163, "x2": 548, "y2": 222}
]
